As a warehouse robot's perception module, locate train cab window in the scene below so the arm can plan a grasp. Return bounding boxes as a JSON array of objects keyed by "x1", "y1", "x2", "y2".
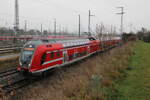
[
  {"x1": 50, "y1": 52, "x2": 54, "y2": 59},
  {"x1": 20, "y1": 50, "x2": 34, "y2": 67}
]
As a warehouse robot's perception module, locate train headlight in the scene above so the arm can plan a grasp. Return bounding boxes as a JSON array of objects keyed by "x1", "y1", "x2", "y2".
[
  {"x1": 28, "y1": 63, "x2": 31, "y2": 67},
  {"x1": 20, "y1": 62, "x2": 22, "y2": 66}
]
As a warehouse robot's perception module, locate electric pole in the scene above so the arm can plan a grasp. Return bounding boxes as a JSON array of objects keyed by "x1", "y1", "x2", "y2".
[
  {"x1": 130, "y1": 23, "x2": 133, "y2": 32},
  {"x1": 116, "y1": 7, "x2": 125, "y2": 35},
  {"x1": 54, "y1": 18, "x2": 57, "y2": 38},
  {"x1": 110, "y1": 25, "x2": 113, "y2": 40},
  {"x1": 59, "y1": 24, "x2": 61, "y2": 35},
  {"x1": 14, "y1": 0, "x2": 19, "y2": 33},
  {"x1": 24, "y1": 20, "x2": 27, "y2": 32},
  {"x1": 113, "y1": 26, "x2": 116, "y2": 34},
  {"x1": 48, "y1": 22, "x2": 51, "y2": 35},
  {"x1": 13, "y1": 0, "x2": 19, "y2": 43},
  {"x1": 41, "y1": 24, "x2": 43, "y2": 35},
  {"x1": 79, "y1": 14, "x2": 81, "y2": 38},
  {"x1": 88, "y1": 10, "x2": 94, "y2": 37}
]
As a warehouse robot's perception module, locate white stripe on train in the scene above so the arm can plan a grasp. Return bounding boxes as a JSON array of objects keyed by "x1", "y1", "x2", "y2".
[{"x1": 31, "y1": 51, "x2": 97, "y2": 74}]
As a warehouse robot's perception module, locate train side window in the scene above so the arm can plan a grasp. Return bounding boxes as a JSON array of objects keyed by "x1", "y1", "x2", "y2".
[
  {"x1": 50, "y1": 52, "x2": 54, "y2": 59},
  {"x1": 57, "y1": 52, "x2": 61, "y2": 57},
  {"x1": 69, "y1": 54, "x2": 73, "y2": 60},
  {"x1": 41, "y1": 53, "x2": 46, "y2": 65}
]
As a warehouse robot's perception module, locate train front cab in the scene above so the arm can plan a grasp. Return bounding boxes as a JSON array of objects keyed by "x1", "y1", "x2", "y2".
[
  {"x1": 28, "y1": 43, "x2": 64, "y2": 76},
  {"x1": 18, "y1": 45, "x2": 35, "y2": 75}
]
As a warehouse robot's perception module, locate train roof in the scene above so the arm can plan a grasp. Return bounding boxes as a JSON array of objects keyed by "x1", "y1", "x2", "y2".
[
  {"x1": 57, "y1": 39, "x2": 90, "y2": 48},
  {"x1": 24, "y1": 38, "x2": 94, "y2": 48}
]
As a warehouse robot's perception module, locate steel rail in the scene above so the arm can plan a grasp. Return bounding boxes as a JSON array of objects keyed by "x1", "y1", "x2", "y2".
[
  {"x1": 0, "y1": 68, "x2": 29, "y2": 93},
  {"x1": 2, "y1": 77, "x2": 28, "y2": 93},
  {"x1": 0, "y1": 46, "x2": 22, "y2": 54}
]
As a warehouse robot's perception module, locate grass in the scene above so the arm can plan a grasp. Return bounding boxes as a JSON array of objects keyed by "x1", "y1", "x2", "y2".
[{"x1": 116, "y1": 41, "x2": 150, "y2": 100}]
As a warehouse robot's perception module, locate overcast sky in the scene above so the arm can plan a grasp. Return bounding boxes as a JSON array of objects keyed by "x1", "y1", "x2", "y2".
[{"x1": 0, "y1": 0, "x2": 150, "y2": 33}]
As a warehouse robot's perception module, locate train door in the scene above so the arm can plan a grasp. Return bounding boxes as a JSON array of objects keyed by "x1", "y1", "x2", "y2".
[
  {"x1": 63, "y1": 50, "x2": 68, "y2": 63},
  {"x1": 87, "y1": 46, "x2": 90, "y2": 54}
]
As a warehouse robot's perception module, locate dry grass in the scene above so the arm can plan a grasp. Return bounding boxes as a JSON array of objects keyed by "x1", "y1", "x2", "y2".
[
  {"x1": 4, "y1": 42, "x2": 134, "y2": 100},
  {"x1": 0, "y1": 57, "x2": 19, "y2": 70}
]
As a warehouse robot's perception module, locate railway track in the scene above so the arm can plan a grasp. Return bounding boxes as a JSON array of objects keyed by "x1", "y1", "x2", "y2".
[
  {"x1": 0, "y1": 68, "x2": 28, "y2": 93},
  {"x1": 0, "y1": 45, "x2": 22, "y2": 54},
  {"x1": 0, "y1": 44, "x2": 121, "y2": 94}
]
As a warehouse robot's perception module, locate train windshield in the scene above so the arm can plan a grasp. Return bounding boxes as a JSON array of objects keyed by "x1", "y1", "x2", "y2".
[{"x1": 20, "y1": 50, "x2": 34, "y2": 67}]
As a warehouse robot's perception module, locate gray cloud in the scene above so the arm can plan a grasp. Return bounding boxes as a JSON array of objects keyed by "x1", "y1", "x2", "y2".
[{"x1": 0, "y1": 0, "x2": 150, "y2": 33}]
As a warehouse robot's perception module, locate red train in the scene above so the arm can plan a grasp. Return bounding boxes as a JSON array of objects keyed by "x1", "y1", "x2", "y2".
[{"x1": 17, "y1": 37, "x2": 121, "y2": 75}]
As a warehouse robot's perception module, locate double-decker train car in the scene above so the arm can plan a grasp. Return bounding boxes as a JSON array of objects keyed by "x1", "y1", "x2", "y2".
[{"x1": 17, "y1": 37, "x2": 121, "y2": 75}]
